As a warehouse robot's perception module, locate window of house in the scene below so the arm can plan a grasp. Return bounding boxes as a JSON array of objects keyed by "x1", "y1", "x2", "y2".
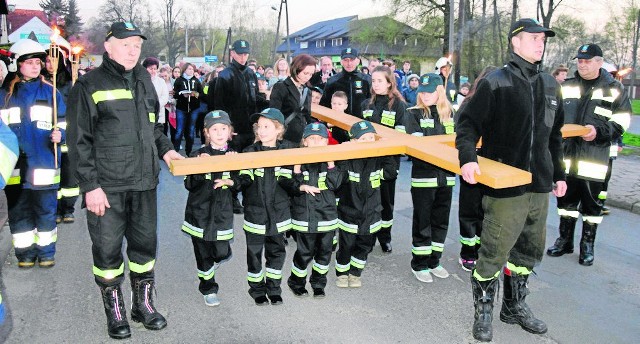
[
  {"x1": 316, "y1": 40, "x2": 325, "y2": 48},
  {"x1": 300, "y1": 41, "x2": 308, "y2": 49},
  {"x1": 404, "y1": 38, "x2": 408, "y2": 46},
  {"x1": 394, "y1": 37, "x2": 397, "y2": 45},
  {"x1": 331, "y1": 38, "x2": 343, "y2": 46},
  {"x1": 294, "y1": 37, "x2": 300, "y2": 43},
  {"x1": 414, "y1": 38, "x2": 418, "y2": 46}
]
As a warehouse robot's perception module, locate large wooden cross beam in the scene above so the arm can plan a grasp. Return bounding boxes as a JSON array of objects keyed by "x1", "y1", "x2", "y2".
[{"x1": 170, "y1": 105, "x2": 589, "y2": 189}]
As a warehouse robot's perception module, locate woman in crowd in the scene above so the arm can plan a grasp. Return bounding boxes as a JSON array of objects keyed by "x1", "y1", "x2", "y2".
[
  {"x1": 268, "y1": 58, "x2": 290, "y2": 89},
  {"x1": 172, "y1": 63, "x2": 203, "y2": 156}
]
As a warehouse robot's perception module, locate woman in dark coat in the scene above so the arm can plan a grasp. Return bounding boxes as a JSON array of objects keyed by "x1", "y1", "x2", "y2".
[{"x1": 269, "y1": 54, "x2": 316, "y2": 143}]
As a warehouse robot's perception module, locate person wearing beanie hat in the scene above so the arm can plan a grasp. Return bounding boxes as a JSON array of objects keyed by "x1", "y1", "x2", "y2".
[
  {"x1": 66, "y1": 21, "x2": 182, "y2": 339},
  {"x1": 402, "y1": 73, "x2": 420, "y2": 107},
  {"x1": 182, "y1": 109, "x2": 239, "y2": 308},
  {"x1": 547, "y1": 43, "x2": 630, "y2": 269},
  {"x1": 455, "y1": 17, "x2": 565, "y2": 342},
  {"x1": 1, "y1": 37, "x2": 65, "y2": 273},
  {"x1": 333, "y1": 120, "x2": 397, "y2": 288},
  {"x1": 235, "y1": 108, "x2": 298, "y2": 306},
  {"x1": 286, "y1": 122, "x2": 343, "y2": 298},
  {"x1": 361, "y1": 65, "x2": 408, "y2": 254},
  {"x1": 404, "y1": 72, "x2": 456, "y2": 284}
]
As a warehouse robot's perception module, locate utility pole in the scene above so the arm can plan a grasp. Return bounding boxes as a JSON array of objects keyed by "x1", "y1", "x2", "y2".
[
  {"x1": 185, "y1": 26, "x2": 188, "y2": 58},
  {"x1": 448, "y1": 0, "x2": 454, "y2": 55},
  {"x1": 632, "y1": 7, "x2": 640, "y2": 98},
  {"x1": 284, "y1": 0, "x2": 291, "y2": 62},
  {"x1": 272, "y1": 1, "x2": 283, "y2": 60},
  {"x1": 454, "y1": 0, "x2": 465, "y2": 89}
]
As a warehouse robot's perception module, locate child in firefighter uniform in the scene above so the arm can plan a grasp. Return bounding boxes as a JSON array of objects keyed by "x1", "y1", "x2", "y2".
[
  {"x1": 360, "y1": 65, "x2": 407, "y2": 253},
  {"x1": 335, "y1": 121, "x2": 398, "y2": 288},
  {"x1": 1, "y1": 39, "x2": 66, "y2": 268},
  {"x1": 405, "y1": 73, "x2": 456, "y2": 283},
  {"x1": 236, "y1": 108, "x2": 297, "y2": 306},
  {"x1": 182, "y1": 111, "x2": 239, "y2": 307},
  {"x1": 287, "y1": 123, "x2": 343, "y2": 298}
]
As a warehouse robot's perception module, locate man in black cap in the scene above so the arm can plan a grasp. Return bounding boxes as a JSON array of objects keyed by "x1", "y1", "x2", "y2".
[
  {"x1": 319, "y1": 47, "x2": 371, "y2": 143},
  {"x1": 67, "y1": 21, "x2": 183, "y2": 339},
  {"x1": 546, "y1": 43, "x2": 630, "y2": 266},
  {"x1": 213, "y1": 39, "x2": 268, "y2": 213},
  {"x1": 455, "y1": 18, "x2": 567, "y2": 342}
]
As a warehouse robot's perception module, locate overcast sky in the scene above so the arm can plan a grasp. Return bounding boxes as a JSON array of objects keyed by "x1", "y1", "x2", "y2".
[{"x1": 19, "y1": 0, "x2": 614, "y2": 33}]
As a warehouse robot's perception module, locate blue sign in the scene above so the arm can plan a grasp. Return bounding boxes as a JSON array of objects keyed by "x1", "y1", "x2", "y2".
[{"x1": 204, "y1": 55, "x2": 218, "y2": 63}]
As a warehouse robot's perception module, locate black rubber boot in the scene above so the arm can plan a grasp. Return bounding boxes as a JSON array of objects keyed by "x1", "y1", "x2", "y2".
[
  {"x1": 500, "y1": 273, "x2": 547, "y2": 334},
  {"x1": 100, "y1": 285, "x2": 131, "y2": 339},
  {"x1": 130, "y1": 278, "x2": 167, "y2": 331},
  {"x1": 579, "y1": 222, "x2": 597, "y2": 266},
  {"x1": 471, "y1": 273, "x2": 499, "y2": 342},
  {"x1": 547, "y1": 216, "x2": 577, "y2": 257}
]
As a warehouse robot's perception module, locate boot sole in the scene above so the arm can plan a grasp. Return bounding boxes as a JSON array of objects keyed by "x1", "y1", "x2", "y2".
[
  {"x1": 578, "y1": 260, "x2": 593, "y2": 266},
  {"x1": 500, "y1": 314, "x2": 548, "y2": 334},
  {"x1": 546, "y1": 249, "x2": 573, "y2": 257},
  {"x1": 108, "y1": 331, "x2": 131, "y2": 339},
  {"x1": 131, "y1": 315, "x2": 167, "y2": 330}
]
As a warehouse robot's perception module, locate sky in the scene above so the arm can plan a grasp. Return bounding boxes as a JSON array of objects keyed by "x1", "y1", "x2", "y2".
[{"x1": 18, "y1": 0, "x2": 615, "y2": 34}]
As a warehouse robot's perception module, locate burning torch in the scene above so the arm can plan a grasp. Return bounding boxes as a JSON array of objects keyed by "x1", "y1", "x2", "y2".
[
  {"x1": 70, "y1": 45, "x2": 83, "y2": 85},
  {"x1": 49, "y1": 27, "x2": 60, "y2": 168}
]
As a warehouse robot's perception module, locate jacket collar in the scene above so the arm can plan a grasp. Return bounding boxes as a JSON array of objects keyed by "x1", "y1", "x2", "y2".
[
  {"x1": 572, "y1": 67, "x2": 615, "y2": 85},
  {"x1": 508, "y1": 52, "x2": 541, "y2": 80},
  {"x1": 101, "y1": 52, "x2": 145, "y2": 78},
  {"x1": 231, "y1": 59, "x2": 248, "y2": 72}
]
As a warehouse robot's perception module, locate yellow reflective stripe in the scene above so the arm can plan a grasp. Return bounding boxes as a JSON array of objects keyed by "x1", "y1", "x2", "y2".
[
  {"x1": 93, "y1": 263, "x2": 125, "y2": 279},
  {"x1": 60, "y1": 144, "x2": 68, "y2": 153},
  {"x1": 432, "y1": 242, "x2": 445, "y2": 252},
  {"x1": 129, "y1": 259, "x2": 155, "y2": 273},
  {"x1": 583, "y1": 215, "x2": 603, "y2": 224},
  {"x1": 348, "y1": 171, "x2": 360, "y2": 182},
  {"x1": 32, "y1": 168, "x2": 60, "y2": 185},
  {"x1": 338, "y1": 220, "x2": 358, "y2": 233},
  {"x1": 350, "y1": 256, "x2": 366, "y2": 269},
  {"x1": 610, "y1": 144, "x2": 618, "y2": 157},
  {"x1": 576, "y1": 160, "x2": 608, "y2": 180},
  {"x1": 411, "y1": 178, "x2": 438, "y2": 188},
  {"x1": 7, "y1": 168, "x2": 20, "y2": 185},
  {"x1": 92, "y1": 89, "x2": 133, "y2": 104},
  {"x1": 239, "y1": 169, "x2": 254, "y2": 180},
  {"x1": 59, "y1": 187, "x2": 80, "y2": 197},
  {"x1": 1, "y1": 107, "x2": 21, "y2": 125},
  {"x1": 611, "y1": 112, "x2": 631, "y2": 131},
  {"x1": 30, "y1": 105, "x2": 52, "y2": 123},
  {"x1": 598, "y1": 191, "x2": 607, "y2": 200},
  {"x1": 265, "y1": 267, "x2": 282, "y2": 280},
  {"x1": 57, "y1": 121, "x2": 68, "y2": 130},
  {"x1": 564, "y1": 159, "x2": 571, "y2": 174},
  {"x1": 182, "y1": 221, "x2": 203, "y2": 238},
  {"x1": 412, "y1": 246, "x2": 432, "y2": 255},
  {"x1": 217, "y1": 229, "x2": 234, "y2": 241},
  {"x1": 12, "y1": 229, "x2": 36, "y2": 248},
  {"x1": 203, "y1": 85, "x2": 209, "y2": 95},
  {"x1": 473, "y1": 269, "x2": 500, "y2": 281},
  {"x1": 247, "y1": 270, "x2": 264, "y2": 283},
  {"x1": 561, "y1": 86, "x2": 581, "y2": 99},
  {"x1": 198, "y1": 265, "x2": 216, "y2": 280},
  {"x1": 335, "y1": 262, "x2": 350, "y2": 272},
  {"x1": 593, "y1": 106, "x2": 612, "y2": 118},
  {"x1": 36, "y1": 228, "x2": 58, "y2": 246},
  {"x1": 277, "y1": 219, "x2": 292, "y2": 232},
  {"x1": 591, "y1": 88, "x2": 619, "y2": 103},
  {"x1": 313, "y1": 262, "x2": 329, "y2": 274},
  {"x1": 243, "y1": 220, "x2": 266, "y2": 235},
  {"x1": 558, "y1": 208, "x2": 580, "y2": 218},
  {"x1": 148, "y1": 113, "x2": 156, "y2": 123},
  {"x1": 506, "y1": 262, "x2": 532, "y2": 275}
]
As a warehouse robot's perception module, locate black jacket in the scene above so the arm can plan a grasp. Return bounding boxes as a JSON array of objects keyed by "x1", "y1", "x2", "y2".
[
  {"x1": 320, "y1": 70, "x2": 371, "y2": 142},
  {"x1": 66, "y1": 53, "x2": 173, "y2": 193},
  {"x1": 183, "y1": 145, "x2": 239, "y2": 241},
  {"x1": 291, "y1": 163, "x2": 343, "y2": 233},
  {"x1": 213, "y1": 60, "x2": 268, "y2": 135},
  {"x1": 237, "y1": 140, "x2": 298, "y2": 236},
  {"x1": 337, "y1": 156, "x2": 398, "y2": 234},
  {"x1": 406, "y1": 106, "x2": 456, "y2": 187},
  {"x1": 269, "y1": 77, "x2": 313, "y2": 143},
  {"x1": 455, "y1": 53, "x2": 565, "y2": 198},
  {"x1": 561, "y1": 69, "x2": 630, "y2": 181},
  {"x1": 309, "y1": 69, "x2": 336, "y2": 90},
  {"x1": 173, "y1": 75, "x2": 203, "y2": 112},
  {"x1": 361, "y1": 95, "x2": 408, "y2": 133}
]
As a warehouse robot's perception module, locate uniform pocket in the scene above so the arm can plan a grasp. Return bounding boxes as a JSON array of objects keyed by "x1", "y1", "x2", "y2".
[
  {"x1": 96, "y1": 146, "x2": 135, "y2": 186},
  {"x1": 544, "y1": 95, "x2": 558, "y2": 127}
]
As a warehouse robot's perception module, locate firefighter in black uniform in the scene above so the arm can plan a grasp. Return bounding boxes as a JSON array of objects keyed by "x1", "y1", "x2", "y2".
[
  {"x1": 319, "y1": 48, "x2": 371, "y2": 143},
  {"x1": 547, "y1": 44, "x2": 631, "y2": 266},
  {"x1": 66, "y1": 22, "x2": 183, "y2": 339}
]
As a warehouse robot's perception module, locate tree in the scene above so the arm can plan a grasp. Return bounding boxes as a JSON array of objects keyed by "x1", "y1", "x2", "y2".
[
  {"x1": 65, "y1": 0, "x2": 83, "y2": 39},
  {"x1": 537, "y1": 0, "x2": 564, "y2": 29},
  {"x1": 160, "y1": 0, "x2": 183, "y2": 65},
  {"x1": 39, "y1": 0, "x2": 68, "y2": 18},
  {"x1": 387, "y1": 0, "x2": 452, "y2": 55}
]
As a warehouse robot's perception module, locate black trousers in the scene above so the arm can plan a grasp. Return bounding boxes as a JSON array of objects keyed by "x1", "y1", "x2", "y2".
[
  {"x1": 458, "y1": 179, "x2": 484, "y2": 260},
  {"x1": 410, "y1": 186, "x2": 452, "y2": 271},
  {"x1": 335, "y1": 231, "x2": 376, "y2": 277},
  {"x1": 87, "y1": 189, "x2": 158, "y2": 287},
  {"x1": 57, "y1": 151, "x2": 78, "y2": 216},
  {"x1": 557, "y1": 176, "x2": 604, "y2": 220},
  {"x1": 376, "y1": 178, "x2": 396, "y2": 245},
  {"x1": 191, "y1": 236, "x2": 231, "y2": 295},
  {"x1": 245, "y1": 232, "x2": 286, "y2": 298},
  {"x1": 288, "y1": 231, "x2": 334, "y2": 290}
]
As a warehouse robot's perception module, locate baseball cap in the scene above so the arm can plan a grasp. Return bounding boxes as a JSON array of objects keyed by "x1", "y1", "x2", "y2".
[
  {"x1": 303, "y1": 122, "x2": 329, "y2": 139},
  {"x1": 574, "y1": 44, "x2": 603, "y2": 60},
  {"x1": 416, "y1": 73, "x2": 443, "y2": 93},
  {"x1": 255, "y1": 72, "x2": 266, "y2": 81},
  {"x1": 311, "y1": 86, "x2": 324, "y2": 95},
  {"x1": 251, "y1": 108, "x2": 285, "y2": 125},
  {"x1": 204, "y1": 110, "x2": 231, "y2": 128},
  {"x1": 509, "y1": 18, "x2": 555, "y2": 38},
  {"x1": 435, "y1": 57, "x2": 452, "y2": 70},
  {"x1": 341, "y1": 47, "x2": 359, "y2": 59},
  {"x1": 230, "y1": 40, "x2": 250, "y2": 54},
  {"x1": 105, "y1": 22, "x2": 147, "y2": 41},
  {"x1": 349, "y1": 120, "x2": 377, "y2": 139}
]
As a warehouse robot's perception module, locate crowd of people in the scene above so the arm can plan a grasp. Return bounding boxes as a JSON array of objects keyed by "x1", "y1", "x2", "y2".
[{"x1": 0, "y1": 17, "x2": 631, "y2": 342}]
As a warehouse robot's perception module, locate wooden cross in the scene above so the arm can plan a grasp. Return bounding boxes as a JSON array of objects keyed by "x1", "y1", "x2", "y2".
[{"x1": 170, "y1": 105, "x2": 589, "y2": 189}]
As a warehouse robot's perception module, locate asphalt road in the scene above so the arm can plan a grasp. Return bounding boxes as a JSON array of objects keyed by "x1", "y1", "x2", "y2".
[{"x1": 1, "y1": 159, "x2": 639, "y2": 343}]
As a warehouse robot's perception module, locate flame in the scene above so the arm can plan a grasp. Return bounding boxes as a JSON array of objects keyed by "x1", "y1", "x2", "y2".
[
  {"x1": 617, "y1": 67, "x2": 632, "y2": 77},
  {"x1": 71, "y1": 46, "x2": 83, "y2": 55},
  {"x1": 50, "y1": 26, "x2": 61, "y2": 43}
]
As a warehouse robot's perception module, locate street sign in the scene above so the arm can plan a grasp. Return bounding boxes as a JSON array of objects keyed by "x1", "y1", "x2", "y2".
[{"x1": 204, "y1": 55, "x2": 218, "y2": 63}]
